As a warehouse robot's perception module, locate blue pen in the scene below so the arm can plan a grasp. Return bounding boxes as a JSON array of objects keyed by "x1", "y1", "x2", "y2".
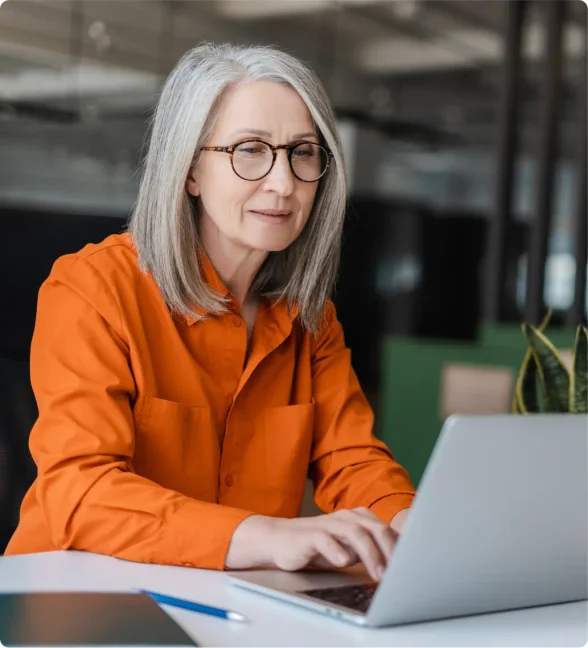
[{"x1": 140, "y1": 589, "x2": 248, "y2": 622}]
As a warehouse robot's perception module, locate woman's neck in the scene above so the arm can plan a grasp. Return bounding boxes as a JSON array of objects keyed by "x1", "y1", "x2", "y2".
[
  {"x1": 199, "y1": 225, "x2": 267, "y2": 307},
  {"x1": 209, "y1": 248, "x2": 266, "y2": 306}
]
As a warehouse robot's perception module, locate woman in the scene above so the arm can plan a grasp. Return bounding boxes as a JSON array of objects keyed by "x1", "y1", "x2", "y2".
[{"x1": 6, "y1": 43, "x2": 415, "y2": 582}]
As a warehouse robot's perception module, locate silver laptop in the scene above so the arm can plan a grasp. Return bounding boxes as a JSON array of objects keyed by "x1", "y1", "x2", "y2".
[{"x1": 229, "y1": 414, "x2": 588, "y2": 626}]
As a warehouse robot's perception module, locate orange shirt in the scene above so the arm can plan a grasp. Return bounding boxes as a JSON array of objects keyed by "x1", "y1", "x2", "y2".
[{"x1": 6, "y1": 233, "x2": 415, "y2": 569}]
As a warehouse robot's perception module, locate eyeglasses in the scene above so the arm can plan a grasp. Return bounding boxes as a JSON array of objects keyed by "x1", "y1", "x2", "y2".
[{"x1": 199, "y1": 139, "x2": 333, "y2": 183}]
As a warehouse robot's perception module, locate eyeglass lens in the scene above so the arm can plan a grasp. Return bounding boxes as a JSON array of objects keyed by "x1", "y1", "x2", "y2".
[{"x1": 232, "y1": 141, "x2": 328, "y2": 181}]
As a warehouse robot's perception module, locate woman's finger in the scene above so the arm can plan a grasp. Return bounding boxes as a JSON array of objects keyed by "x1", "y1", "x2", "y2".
[
  {"x1": 359, "y1": 519, "x2": 397, "y2": 562},
  {"x1": 332, "y1": 523, "x2": 386, "y2": 581},
  {"x1": 348, "y1": 508, "x2": 398, "y2": 562},
  {"x1": 313, "y1": 531, "x2": 353, "y2": 569}
]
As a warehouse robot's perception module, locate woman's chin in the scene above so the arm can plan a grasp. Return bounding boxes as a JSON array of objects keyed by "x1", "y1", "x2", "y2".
[{"x1": 244, "y1": 234, "x2": 296, "y2": 253}]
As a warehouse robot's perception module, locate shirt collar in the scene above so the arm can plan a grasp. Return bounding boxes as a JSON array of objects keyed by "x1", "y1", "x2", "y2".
[
  {"x1": 184, "y1": 252, "x2": 300, "y2": 326},
  {"x1": 200, "y1": 250, "x2": 230, "y2": 298},
  {"x1": 184, "y1": 252, "x2": 229, "y2": 325}
]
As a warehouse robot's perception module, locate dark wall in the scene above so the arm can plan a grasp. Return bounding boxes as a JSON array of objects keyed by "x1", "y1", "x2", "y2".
[
  {"x1": 334, "y1": 196, "x2": 488, "y2": 395},
  {"x1": 0, "y1": 207, "x2": 127, "y2": 360},
  {"x1": 0, "y1": 206, "x2": 126, "y2": 552}
]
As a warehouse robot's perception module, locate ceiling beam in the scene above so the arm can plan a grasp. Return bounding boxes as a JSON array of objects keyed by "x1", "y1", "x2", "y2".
[{"x1": 425, "y1": 0, "x2": 502, "y2": 33}]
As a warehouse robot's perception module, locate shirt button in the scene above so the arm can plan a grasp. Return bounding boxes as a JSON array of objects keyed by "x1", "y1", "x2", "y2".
[
  {"x1": 225, "y1": 474, "x2": 234, "y2": 487},
  {"x1": 231, "y1": 316, "x2": 241, "y2": 327}
]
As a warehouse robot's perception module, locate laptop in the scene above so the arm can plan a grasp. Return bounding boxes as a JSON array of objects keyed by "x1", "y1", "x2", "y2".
[{"x1": 229, "y1": 414, "x2": 588, "y2": 626}]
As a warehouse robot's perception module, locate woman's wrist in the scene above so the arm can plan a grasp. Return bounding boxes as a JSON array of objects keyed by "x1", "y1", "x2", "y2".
[{"x1": 225, "y1": 514, "x2": 278, "y2": 570}]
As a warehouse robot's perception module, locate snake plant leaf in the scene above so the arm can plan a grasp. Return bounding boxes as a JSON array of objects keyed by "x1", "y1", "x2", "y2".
[
  {"x1": 570, "y1": 326, "x2": 587, "y2": 414},
  {"x1": 514, "y1": 347, "x2": 539, "y2": 413},
  {"x1": 514, "y1": 310, "x2": 551, "y2": 413},
  {"x1": 538, "y1": 309, "x2": 553, "y2": 331},
  {"x1": 523, "y1": 324, "x2": 570, "y2": 412}
]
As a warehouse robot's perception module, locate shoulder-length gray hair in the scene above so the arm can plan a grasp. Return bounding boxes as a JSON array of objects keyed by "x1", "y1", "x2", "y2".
[{"x1": 128, "y1": 42, "x2": 347, "y2": 333}]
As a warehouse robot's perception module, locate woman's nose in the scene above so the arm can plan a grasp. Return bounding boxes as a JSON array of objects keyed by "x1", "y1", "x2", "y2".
[{"x1": 262, "y1": 150, "x2": 295, "y2": 196}]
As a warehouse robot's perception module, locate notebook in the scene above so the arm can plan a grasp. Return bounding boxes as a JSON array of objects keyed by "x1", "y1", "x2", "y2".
[{"x1": 0, "y1": 593, "x2": 198, "y2": 647}]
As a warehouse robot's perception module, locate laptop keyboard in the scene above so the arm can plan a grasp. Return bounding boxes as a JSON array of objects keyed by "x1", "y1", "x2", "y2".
[{"x1": 300, "y1": 583, "x2": 378, "y2": 613}]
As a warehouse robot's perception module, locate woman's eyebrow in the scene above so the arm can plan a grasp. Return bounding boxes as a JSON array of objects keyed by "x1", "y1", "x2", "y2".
[
  {"x1": 228, "y1": 128, "x2": 318, "y2": 141},
  {"x1": 229, "y1": 128, "x2": 272, "y2": 138},
  {"x1": 291, "y1": 131, "x2": 318, "y2": 140}
]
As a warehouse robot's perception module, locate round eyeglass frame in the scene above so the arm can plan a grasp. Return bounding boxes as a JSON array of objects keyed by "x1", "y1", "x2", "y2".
[{"x1": 199, "y1": 139, "x2": 333, "y2": 183}]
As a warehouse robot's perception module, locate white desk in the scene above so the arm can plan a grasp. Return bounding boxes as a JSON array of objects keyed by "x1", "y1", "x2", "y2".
[{"x1": 0, "y1": 551, "x2": 586, "y2": 647}]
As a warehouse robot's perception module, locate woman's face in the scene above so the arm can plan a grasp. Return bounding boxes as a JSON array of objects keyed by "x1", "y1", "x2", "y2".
[{"x1": 187, "y1": 81, "x2": 320, "y2": 254}]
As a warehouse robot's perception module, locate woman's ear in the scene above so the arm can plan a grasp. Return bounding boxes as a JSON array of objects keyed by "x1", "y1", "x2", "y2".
[{"x1": 186, "y1": 165, "x2": 200, "y2": 197}]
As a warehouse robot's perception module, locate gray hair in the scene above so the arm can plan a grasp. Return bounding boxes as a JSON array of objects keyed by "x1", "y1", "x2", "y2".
[{"x1": 128, "y1": 42, "x2": 347, "y2": 333}]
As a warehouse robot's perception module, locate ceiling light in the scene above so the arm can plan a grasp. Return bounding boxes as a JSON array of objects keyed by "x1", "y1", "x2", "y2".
[
  {"x1": 524, "y1": 23, "x2": 586, "y2": 60},
  {"x1": 360, "y1": 38, "x2": 465, "y2": 73},
  {"x1": 88, "y1": 21, "x2": 107, "y2": 41},
  {"x1": 388, "y1": 0, "x2": 420, "y2": 20},
  {"x1": 0, "y1": 63, "x2": 158, "y2": 101},
  {"x1": 359, "y1": 30, "x2": 501, "y2": 74},
  {"x1": 217, "y1": 0, "x2": 332, "y2": 19}
]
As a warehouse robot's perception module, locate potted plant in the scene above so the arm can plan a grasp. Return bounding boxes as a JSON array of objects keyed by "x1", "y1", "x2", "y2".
[{"x1": 513, "y1": 311, "x2": 587, "y2": 414}]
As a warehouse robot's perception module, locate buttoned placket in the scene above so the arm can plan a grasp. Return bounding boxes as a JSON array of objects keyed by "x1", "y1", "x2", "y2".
[{"x1": 218, "y1": 303, "x2": 293, "y2": 501}]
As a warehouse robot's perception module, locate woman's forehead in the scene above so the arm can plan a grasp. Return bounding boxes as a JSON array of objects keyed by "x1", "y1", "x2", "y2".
[
  {"x1": 213, "y1": 81, "x2": 316, "y2": 139},
  {"x1": 226, "y1": 127, "x2": 318, "y2": 141}
]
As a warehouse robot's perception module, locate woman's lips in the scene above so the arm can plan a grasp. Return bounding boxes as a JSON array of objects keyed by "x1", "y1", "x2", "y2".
[{"x1": 248, "y1": 210, "x2": 293, "y2": 223}]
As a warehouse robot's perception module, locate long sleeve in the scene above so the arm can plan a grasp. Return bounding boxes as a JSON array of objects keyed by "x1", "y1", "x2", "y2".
[
  {"x1": 309, "y1": 302, "x2": 416, "y2": 523},
  {"x1": 28, "y1": 255, "x2": 253, "y2": 570}
]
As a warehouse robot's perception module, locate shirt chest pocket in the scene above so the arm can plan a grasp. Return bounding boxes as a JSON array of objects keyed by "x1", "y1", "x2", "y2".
[
  {"x1": 133, "y1": 396, "x2": 219, "y2": 499},
  {"x1": 244, "y1": 402, "x2": 315, "y2": 497}
]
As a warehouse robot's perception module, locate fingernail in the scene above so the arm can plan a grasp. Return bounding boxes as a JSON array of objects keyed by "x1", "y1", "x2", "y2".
[{"x1": 377, "y1": 565, "x2": 385, "y2": 580}]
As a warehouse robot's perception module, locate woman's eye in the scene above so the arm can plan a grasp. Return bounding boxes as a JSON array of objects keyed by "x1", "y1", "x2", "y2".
[
  {"x1": 236, "y1": 145, "x2": 265, "y2": 155},
  {"x1": 293, "y1": 147, "x2": 315, "y2": 158}
]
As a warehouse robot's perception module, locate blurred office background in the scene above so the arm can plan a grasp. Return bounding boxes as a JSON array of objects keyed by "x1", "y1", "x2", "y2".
[{"x1": 0, "y1": 0, "x2": 586, "y2": 549}]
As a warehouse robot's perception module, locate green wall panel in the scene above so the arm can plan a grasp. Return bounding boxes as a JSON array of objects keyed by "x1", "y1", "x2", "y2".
[{"x1": 378, "y1": 324, "x2": 576, "y2": 487}]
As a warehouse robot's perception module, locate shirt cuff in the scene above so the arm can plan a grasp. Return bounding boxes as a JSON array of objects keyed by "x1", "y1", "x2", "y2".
[
  {"x1": 168, "y1": 500, "x2": 256, "y2": 570},
  {"x1": 369, "y1": 494, "x2": 415, "y2": 525}
]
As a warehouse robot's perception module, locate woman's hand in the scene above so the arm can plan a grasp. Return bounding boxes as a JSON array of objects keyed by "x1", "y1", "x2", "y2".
[
  {"x1": 390, "y1": 508, "x2": 410, "y2": 535},
  {"x1": 225, "y1": 508, "x2": 400, "y2": 581}
]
